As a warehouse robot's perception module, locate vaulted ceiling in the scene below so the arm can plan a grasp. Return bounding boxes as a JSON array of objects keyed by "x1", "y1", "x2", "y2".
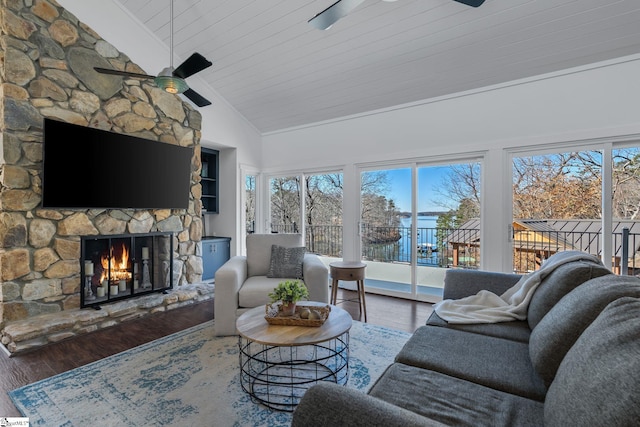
[{"x1": 117, "y1": 0, "x2": 640, "y2": 133}]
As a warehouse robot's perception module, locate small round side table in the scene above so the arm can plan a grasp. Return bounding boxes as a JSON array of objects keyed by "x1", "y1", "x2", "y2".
[{"x1": 329, "y1": 261, "x2": 367, "y2": 322}]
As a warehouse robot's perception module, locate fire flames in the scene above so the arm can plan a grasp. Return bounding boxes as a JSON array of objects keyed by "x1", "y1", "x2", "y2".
[{"x1": 100, "y1": 243, "x2": 132, "y2": 283}]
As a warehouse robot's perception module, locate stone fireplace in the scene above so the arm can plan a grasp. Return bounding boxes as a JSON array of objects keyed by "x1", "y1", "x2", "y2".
[{"x1": 0, "y1": 2, "x2": 213, "y2": 354}]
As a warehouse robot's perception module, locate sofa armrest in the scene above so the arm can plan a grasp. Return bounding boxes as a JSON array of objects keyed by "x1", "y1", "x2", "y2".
[
  {"x1": 303, "y1": 253, "x2": 329, "y2": 303},
  {"x1": 443, "y1": 269, "x2": 522, "y2": 300},
  {"x1": 292, "y1": 382, "x2": 444, "y2": 427},
  {"x1": 214, "y1": 256, "x2": 248, "y2": 336}
]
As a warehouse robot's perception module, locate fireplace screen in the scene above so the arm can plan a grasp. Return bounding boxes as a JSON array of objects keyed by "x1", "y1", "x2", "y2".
[{"x1": 81, "y1": 232, "x2": 173, "y2": 308}]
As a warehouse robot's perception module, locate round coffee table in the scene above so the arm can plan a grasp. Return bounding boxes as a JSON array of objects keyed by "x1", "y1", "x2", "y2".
[{"x1": 236, "y1": 302, "x2": 352, "y2": 412}]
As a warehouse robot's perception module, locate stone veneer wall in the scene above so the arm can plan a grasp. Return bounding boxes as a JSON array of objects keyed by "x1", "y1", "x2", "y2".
[{"x1": 0, "y1": 1, "x2": 211, "y2": 353}]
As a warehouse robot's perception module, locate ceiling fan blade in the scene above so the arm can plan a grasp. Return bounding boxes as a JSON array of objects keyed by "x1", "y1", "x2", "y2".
[
  {"x1": 183, "y1": 88, "x2": 211, "y2": 107},
  {"x1": 453, "y1": 0, "x2": 486, "y2": 7},
  {"x1": 308, "y1": 0, "x2": 366, "y2": 30},
  {"x1": 173, "y1": 53, "x2": 213, "y2": 79},
  {"x1": 93, "y1": 67, "x2": 155, "y2": 79}
]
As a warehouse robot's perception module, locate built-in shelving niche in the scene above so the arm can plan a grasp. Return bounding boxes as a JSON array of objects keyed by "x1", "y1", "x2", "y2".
[{"x1": 201, "y1": 148, "x2": 219, "y2": 214}]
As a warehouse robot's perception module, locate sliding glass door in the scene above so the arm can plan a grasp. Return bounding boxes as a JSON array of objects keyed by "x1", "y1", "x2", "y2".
[
  {"x1": 359, "y1": 160, "x2": 481, "y2": 301},
  {"x1": 416, "y1": 163, "x2": 481, "y2": 299},
  {"x1": 360, "y1": 167, "x2": 412, "y2": 297}
]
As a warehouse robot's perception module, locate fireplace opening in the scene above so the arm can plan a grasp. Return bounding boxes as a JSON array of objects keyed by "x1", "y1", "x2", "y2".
[{"x1": 81, "y1": 232, "x2": 174, "y2": 308}]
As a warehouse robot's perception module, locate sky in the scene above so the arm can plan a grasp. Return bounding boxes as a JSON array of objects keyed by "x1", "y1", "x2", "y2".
[{"x1": 380, "y1": 166, "x2": 453, "y2": 213}]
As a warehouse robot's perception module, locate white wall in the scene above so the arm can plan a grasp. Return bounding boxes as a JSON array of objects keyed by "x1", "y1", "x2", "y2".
[
  {"x1": 262, "y1": 56, "x2": 640, "y2": 271},
  {"x1": 59, "y1": 0, "x2": 263, "y2": 255}
]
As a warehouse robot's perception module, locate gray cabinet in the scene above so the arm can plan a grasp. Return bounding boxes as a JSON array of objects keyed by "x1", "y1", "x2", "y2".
[{"x1": 202, "y1": 237, "x2": 230, "y2": 281}]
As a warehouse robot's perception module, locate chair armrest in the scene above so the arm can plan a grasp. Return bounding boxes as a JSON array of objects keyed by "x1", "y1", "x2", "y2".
[
  {"x1": 302, "y1": 254, "x2": 329, "y2": 303},
  {"x1": 292, "y1": 382, "x2": 444, "y2": 427},
  {"x1": 214, "y1": 256, "x2": 248, "y2": 336},
  {"x1": 443, "y1": 269, "x2": 522, "y2": 300}
]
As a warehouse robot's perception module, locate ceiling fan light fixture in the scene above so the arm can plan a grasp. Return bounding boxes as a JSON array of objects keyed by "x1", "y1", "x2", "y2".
[
  {"x1": 154, "y1": 67, "x2": 188, "y2": 94},
  {"x1": 309, "y1": 0, "x2": 366, "y2": 30}
]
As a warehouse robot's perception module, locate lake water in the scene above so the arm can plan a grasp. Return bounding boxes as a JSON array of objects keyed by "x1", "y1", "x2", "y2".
[
  {"x1": 361, "y1": 215, "x2": 445, "y2": 265},
  {"x1": 397, "y1": 216, "x2": 440, "y2": 264}
]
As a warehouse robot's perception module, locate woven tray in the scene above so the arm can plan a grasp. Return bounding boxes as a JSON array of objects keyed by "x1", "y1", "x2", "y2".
[{"x1": 264, "y1": 303, "x2": 331, "y2": 327}]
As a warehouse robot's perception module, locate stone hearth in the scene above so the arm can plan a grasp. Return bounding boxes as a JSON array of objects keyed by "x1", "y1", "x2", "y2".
[{"x1": 1, "y1": 282, "x2": 213, "y2": 354}]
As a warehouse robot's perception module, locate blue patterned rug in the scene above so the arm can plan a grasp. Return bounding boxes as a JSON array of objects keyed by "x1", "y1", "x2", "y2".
[{"x1": 9, "y1": 320, "x2": 410, "y2": 426}]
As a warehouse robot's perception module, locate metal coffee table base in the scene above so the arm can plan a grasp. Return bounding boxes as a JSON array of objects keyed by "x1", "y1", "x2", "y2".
[{"x1": 238, "y1": 332, "x2": 349, "y2": 412}]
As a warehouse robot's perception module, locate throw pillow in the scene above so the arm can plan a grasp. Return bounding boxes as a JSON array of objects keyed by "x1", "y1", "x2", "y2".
[{"x1": 267, "y1": 245, "x2": 305, "y2": 278}]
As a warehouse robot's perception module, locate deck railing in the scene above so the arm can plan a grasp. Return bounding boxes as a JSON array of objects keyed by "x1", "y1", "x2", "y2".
[{"x1": 269, "y1": 224, "x2": 640, "y2": 275}]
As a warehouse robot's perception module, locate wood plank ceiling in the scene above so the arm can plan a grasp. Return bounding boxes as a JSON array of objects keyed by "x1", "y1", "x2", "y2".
[{"x1": 117, "y1": 0, "x2": 640, "y2": 133}]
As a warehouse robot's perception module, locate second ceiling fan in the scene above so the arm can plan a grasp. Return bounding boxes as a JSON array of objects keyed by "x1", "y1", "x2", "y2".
[
  {"x1": 309, "y1": 0, "x2": 486, "y2": 30},
  {"x1": 95, "y1": 0, "x2": 213, "y2": 107}
]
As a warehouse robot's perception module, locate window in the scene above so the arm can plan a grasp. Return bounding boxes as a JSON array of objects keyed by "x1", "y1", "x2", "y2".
[
  {"x1": 245, "y1": 174, "x2": 256, "y2": 234},
  {"x1": 612, "y1": 146, "x2": 640, "y2": 274},
  {"x1": 512, "y1": 150, "x2": 602, "y2": 272},
  {"x1": 270, "y1": 176, "x2": 301, "y2": 233},
  {"x1": 305, "y1": 172, "x2": 343, "y2": 257},
  {"x1": 268, "y1": 172, "x2": 343, "y2": 255}
]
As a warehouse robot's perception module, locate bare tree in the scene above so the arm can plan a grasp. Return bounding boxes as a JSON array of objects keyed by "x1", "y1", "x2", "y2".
[
  {"x1": 270, "y1": 176, "x2": 300, "y2": 232},
  {"x1": 435, "y1": 163, "x2": 481, "y2": 223},
  {"x1": 305, "y1": 174, "x2": 343, "y2": 251},
  {"x1": 305, "y1": 173, "x2": 343, "y2": 227},
  {"x1": 361, "y1": 172, "x2": 401, "y2": 226},
  {"x1": 513, "y1": 152, "x2": 601, "y2": 219},
  {"x1": 612, "y1": 148, "x2": 640, "y2": 219},
  {"x1": 438, "y1": 153, "x2": 607, "y2": 221},
  {"x1": 245, "y1": 175, "x2": 256, "y2": 232}
]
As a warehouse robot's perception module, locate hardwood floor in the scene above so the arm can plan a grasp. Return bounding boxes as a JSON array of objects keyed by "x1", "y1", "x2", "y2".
[{"x1": 0, "y1": 291, "x2": 433, "y2": 417}]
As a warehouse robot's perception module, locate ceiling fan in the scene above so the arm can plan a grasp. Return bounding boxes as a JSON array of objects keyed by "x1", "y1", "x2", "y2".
[
  {"x1": 309, "y1": 0, "x2": 486, "y2": 30},
  {"x1": 94, "y1": 0, "x2": 213, "y2": 107}
]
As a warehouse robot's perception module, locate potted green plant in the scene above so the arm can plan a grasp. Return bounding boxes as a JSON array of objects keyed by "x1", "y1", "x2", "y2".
[{"x1": 269, "y1": 280, "x2": 309, "y2": 316}]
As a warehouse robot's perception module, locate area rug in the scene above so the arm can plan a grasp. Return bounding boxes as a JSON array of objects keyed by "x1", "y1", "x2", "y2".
[{"x1": 9, "y1": 320, "x2": 410, "y2": 426}]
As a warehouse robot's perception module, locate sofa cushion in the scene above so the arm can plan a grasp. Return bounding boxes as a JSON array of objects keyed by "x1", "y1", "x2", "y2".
[
  {"x1": 292, "y1": 381, "x2": 442, "y2": 427},
  {"x1": 529, "y1": 274, "x2": 640, "y2": 387},
  {"x1": 266, "y1": 245, "x2": 305, "y2": 278},
  {"x1": 238, "y1": 276, "x2": 285, "y2": 308},
  {"x1": 527, "y1": 258, "x2": 611, "y2": 329},
  {"x1": 395, "y1": 326, "x2": 547, "y2": 401},
  {"x1": 369, "y1": 363, "x2": 544, "y2": 427},
  {"x1": 427, "y1": 312, "x2": 531, "y2": 343},
  {"x1": 246, "y1": 234, "x2": 303, "y2": 277},
  {"x1": 544, "y1": 297, "x2": 640, "y2": 427},
  {"x1": 442, "y1": 269, "x2": 522, "y2": 300}
]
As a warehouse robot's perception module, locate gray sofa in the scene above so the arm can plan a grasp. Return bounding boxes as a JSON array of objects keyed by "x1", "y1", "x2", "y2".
[{"x1": 292, "y1": 252, "x2": 640, "y2": 426}]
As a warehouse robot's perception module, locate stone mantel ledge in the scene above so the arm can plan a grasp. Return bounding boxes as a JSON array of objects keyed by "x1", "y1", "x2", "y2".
[{"x1": 1, "y1": 283, "x2": 214, "y2": 355}]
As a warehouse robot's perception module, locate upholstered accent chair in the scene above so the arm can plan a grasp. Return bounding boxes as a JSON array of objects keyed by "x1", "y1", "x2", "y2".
[{"x1": 214, "y1": 233, "x2": 329, "y2": 336}]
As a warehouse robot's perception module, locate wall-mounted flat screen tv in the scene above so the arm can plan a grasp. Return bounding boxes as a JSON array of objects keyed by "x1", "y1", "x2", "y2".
[{"x1": 42, "y1": 118, "x2": 193, "y2": 209}]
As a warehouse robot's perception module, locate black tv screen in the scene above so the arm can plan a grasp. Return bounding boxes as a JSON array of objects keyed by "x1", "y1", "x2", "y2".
[{"x1": 42, "y1": 118, "x2": 193, "y2": 209}]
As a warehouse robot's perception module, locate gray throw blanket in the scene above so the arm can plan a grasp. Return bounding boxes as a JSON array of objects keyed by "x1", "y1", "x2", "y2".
[{"x1": 433, "y1": 251, "x2": 602, "y2": 324}]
